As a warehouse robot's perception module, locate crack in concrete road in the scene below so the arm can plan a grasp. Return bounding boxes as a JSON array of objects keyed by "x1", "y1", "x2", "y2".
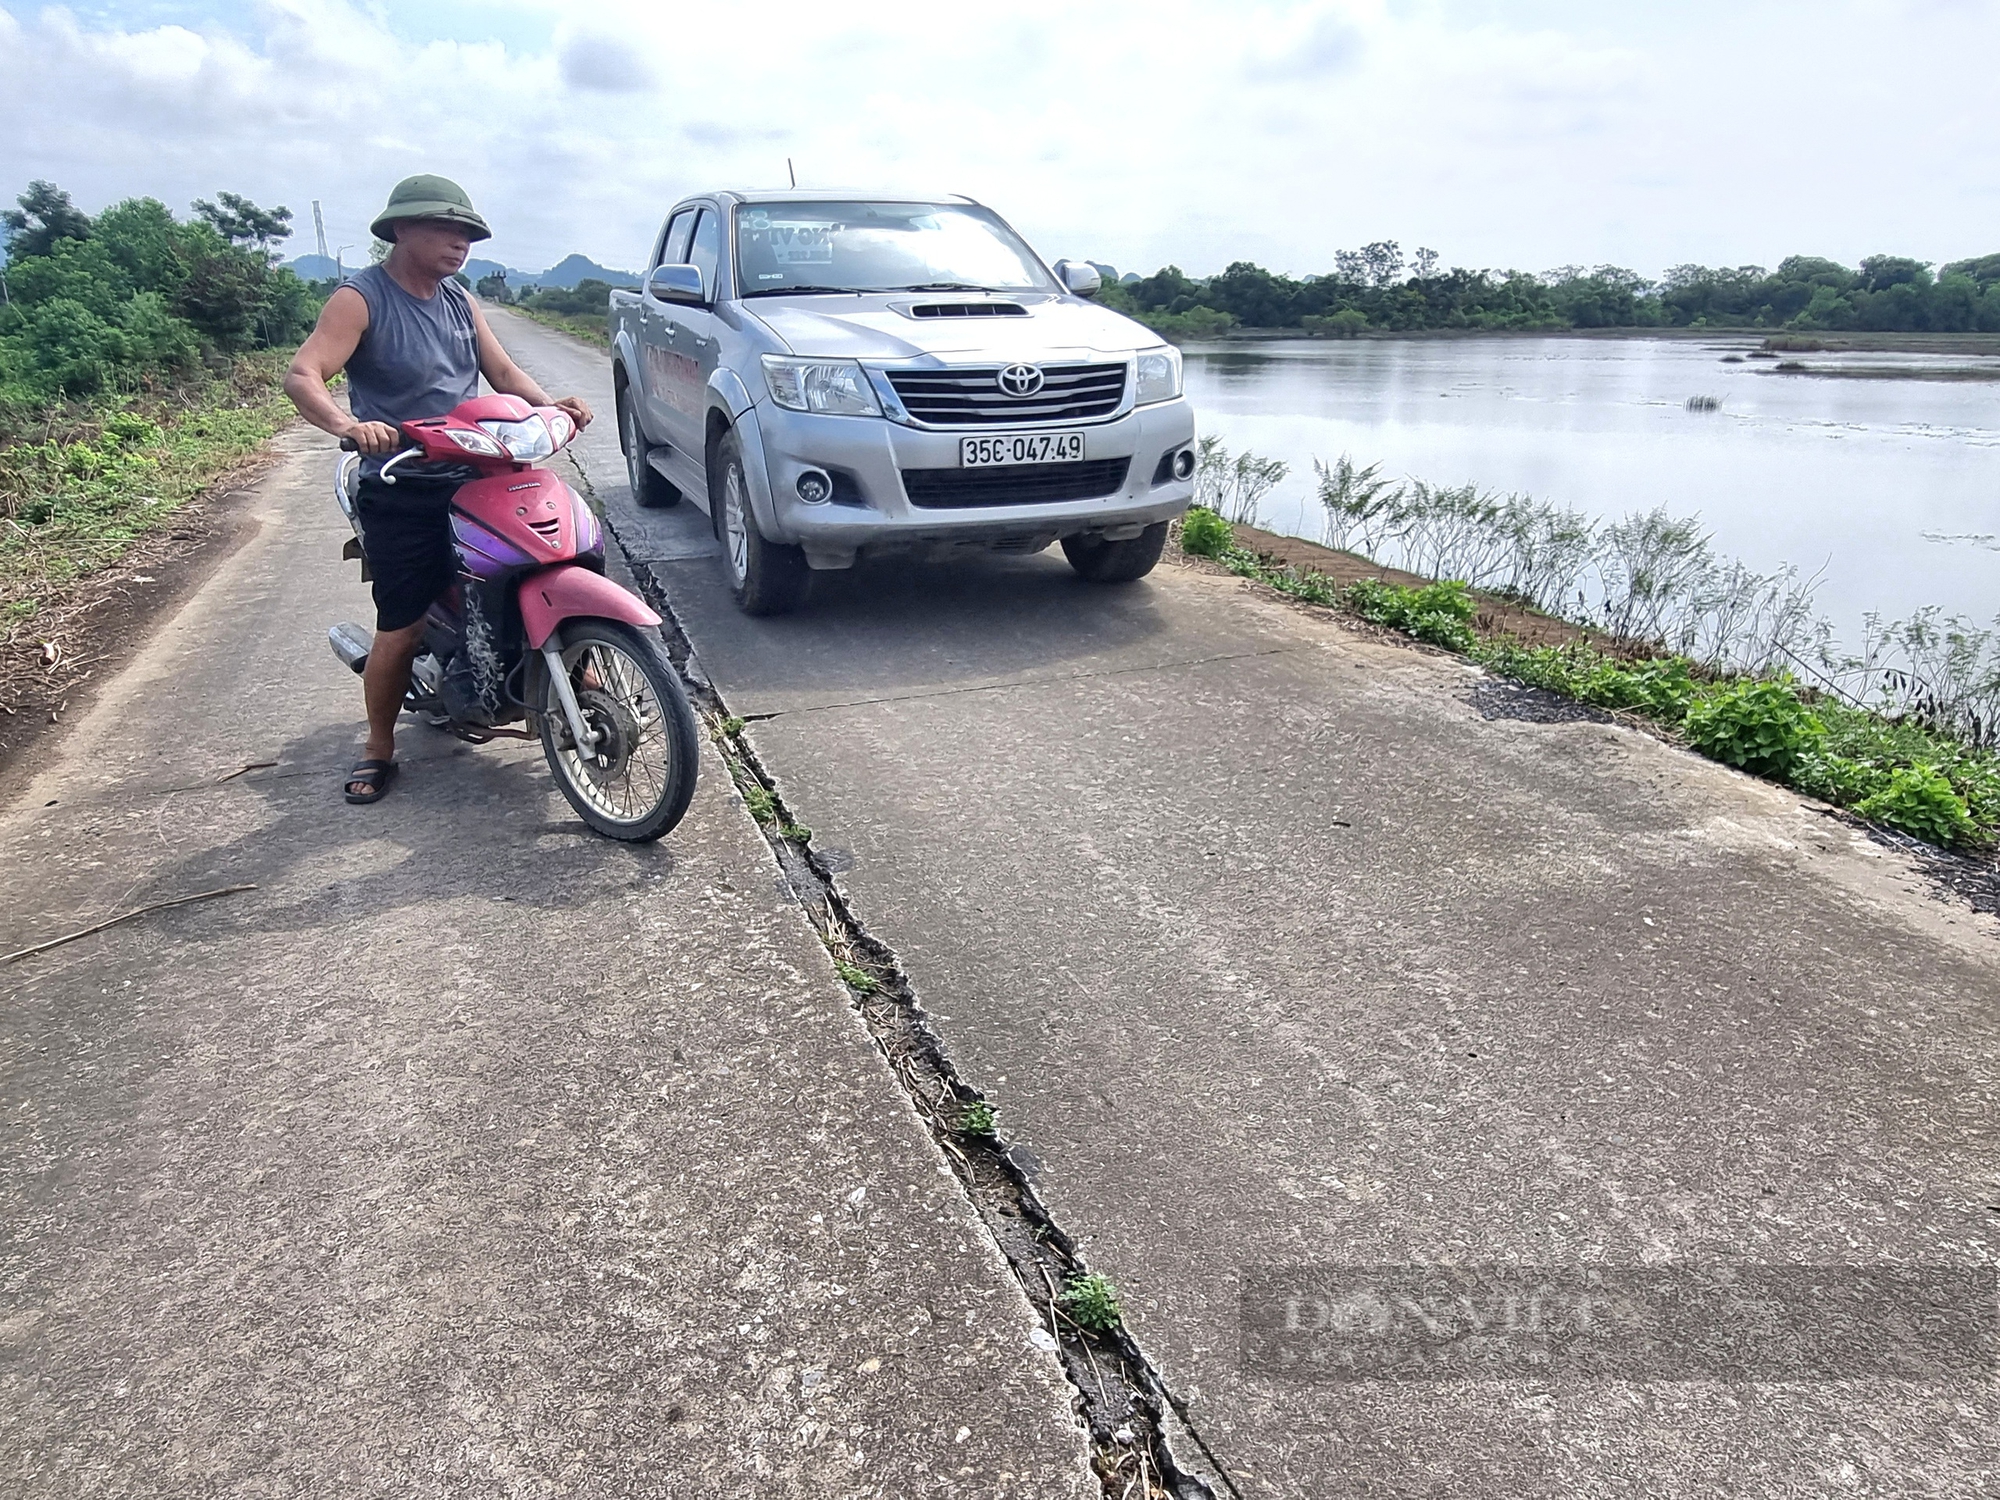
[{"x1": 586, "y1": 453, "x2": 1237, "y2": 1500}]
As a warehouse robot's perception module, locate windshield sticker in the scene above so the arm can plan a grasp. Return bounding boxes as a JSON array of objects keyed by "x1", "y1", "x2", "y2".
[{"x1": 770, "y1": 224, "x2": 836, "y2": 264}]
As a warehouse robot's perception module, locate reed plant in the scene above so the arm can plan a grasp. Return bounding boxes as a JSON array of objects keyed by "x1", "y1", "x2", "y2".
[{"x1": 1179, "y1": 438, "x2": 2000, "y2": 850}]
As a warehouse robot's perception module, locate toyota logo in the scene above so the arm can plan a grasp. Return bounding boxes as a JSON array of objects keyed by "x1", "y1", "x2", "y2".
[{"x1": 998, "y1": 363, "x2": 1045, "y2": 398}]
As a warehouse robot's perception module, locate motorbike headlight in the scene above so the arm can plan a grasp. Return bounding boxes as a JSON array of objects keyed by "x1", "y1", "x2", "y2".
[
  {"x1": 761, "y1": 356, "x2": 883, "y2": 417},
  {"x1": 478, "y1": 416, "x2": 557, "y2": 460},
  {"x1": 444, "y1": 427, "x2": 506, "y2": 457},
  {"x1": 1135, "y1": 346, "x2": 1183, "y2": 405}
]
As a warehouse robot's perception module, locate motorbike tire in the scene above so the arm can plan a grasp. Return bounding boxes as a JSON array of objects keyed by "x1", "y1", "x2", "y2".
[
  {"x1": 1061, "y1": 521, "x2": 1170, "y2": 583},
  {"x1": 714, "y1": 428, "x2": 810, "y2": 616},
  {"x1": 619, "y1": 385, "x2": 680, "y2": 508},
  {"x1": 540, "y1": 618, "x2": 699, "y2": 842}
]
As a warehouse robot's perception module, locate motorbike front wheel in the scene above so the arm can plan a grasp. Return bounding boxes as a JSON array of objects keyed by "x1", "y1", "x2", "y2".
[{"x1": 540, "y1": 619, "x2": 699, "y2": 842}]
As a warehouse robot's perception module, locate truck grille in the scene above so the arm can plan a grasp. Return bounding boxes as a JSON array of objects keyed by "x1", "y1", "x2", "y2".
[
  {"x1": 885, "y1": 362, "x2": 1127, "y2": 426},
  {"x1": 902, "y1": 458, "x2": 1131, "y2": 508}
]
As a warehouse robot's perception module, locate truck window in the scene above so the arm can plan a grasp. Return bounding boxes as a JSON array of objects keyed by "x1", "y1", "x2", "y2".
[
  {"x1": 687, "y1": 209, "x2": 722, "y2": 300},
  {"x1": 658, "y1": 208, "x2": 696, "y2": 270}
]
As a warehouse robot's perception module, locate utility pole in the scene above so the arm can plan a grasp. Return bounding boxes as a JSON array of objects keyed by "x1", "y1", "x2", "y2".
[
  {"x1": 335, "y1": 245, "x2": 352, "y2": 282},
  {"x1": 312, "y1": 200, "x2": 330, "y2": 261}
]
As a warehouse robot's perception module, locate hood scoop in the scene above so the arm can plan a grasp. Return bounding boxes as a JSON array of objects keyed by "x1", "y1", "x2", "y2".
[{"x1": 898, "y1": 300, "x2": 1031, "y2": 320}]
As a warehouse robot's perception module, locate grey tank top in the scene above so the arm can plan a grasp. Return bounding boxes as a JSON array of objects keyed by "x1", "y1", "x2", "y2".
[{"x1": 346, "y1": 265, "x2": 480, "y2": 474}]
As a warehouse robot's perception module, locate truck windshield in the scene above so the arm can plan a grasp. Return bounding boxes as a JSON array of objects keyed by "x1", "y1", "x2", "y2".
[{"x1": 734, "y1": 201, "x2": 1055, "y2": 297}]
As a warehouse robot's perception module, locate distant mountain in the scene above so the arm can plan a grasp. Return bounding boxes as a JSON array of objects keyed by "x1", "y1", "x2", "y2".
[
  {"x1": 282, "y1": 252, "x2": 638, "y2": 288},
  {"x1": 526, "y1": 254, "x2": 638, "y2": 289}
]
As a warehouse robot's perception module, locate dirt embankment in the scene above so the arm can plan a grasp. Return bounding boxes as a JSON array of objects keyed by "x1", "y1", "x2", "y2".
[
  {"x1": 0, "y1": 443, "x2": 285, "y2": 790},
  {"x1": 1228, "y1": 521, "x2": 1611, "y2": 651}
]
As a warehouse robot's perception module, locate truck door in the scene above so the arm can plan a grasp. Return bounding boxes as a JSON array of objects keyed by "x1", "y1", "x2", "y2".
[
  {"x1": 656, "y1": 205, "x2": 727, "y2": 472},
  {"x1": 637, "y1": 206, "x2": 697, "y2": 450}
]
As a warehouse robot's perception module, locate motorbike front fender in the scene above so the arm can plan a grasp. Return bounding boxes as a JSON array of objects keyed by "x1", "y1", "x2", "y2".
[{"x1": 517, "y1": 563, "x2": 661, "y2": 649}]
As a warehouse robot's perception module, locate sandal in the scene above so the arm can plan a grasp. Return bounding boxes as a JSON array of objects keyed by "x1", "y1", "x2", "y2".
[{"x1": 343, "y1": 758, "x2": 399, "y2": 805}]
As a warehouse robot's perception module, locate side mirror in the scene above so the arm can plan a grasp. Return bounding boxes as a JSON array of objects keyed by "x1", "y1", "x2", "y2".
[
  {"x1": 1055, "y1": 260, "x2": 1101, "y2": 298},
  {"x1": 647, "y1": 263, "x2": 706, "y2": 305}
]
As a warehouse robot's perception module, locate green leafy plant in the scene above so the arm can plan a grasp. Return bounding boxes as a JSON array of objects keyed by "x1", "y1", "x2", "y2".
[
  {"x1": 1057, "y1": 1272, "x2": 1122, "y2": 1332},
  {"x1": 957, "y1": 1100, "x2": 996, "y2": 1137},
  {"x1": 1790, "y1": 750, "x2": 1891, "y2": 808},
  {"x1": 1855, "y1": 765, "x2": 1981, "y2": 847},
  {"x1": 1579, "y1": 654, "x2": 1699, "y2": 719},
  {"x1": 741, "y1": 783, "x2": 777, "y2": 823},
  {"x1": 1342, "y1": 578, "x2": 1477, "y2": 650},
  {"x1": 719, "y1": 715, "x2": 746, "y2": 737},
  {"x1": 1681, "y1": 676, "x2": 1823, "y2": 779},
  {"x1": 834, "y1": 959, "x2": 877, "y2": 994},
  {"x1": 1178, "y1": 505, "x2": 1235, "y2": 558}
]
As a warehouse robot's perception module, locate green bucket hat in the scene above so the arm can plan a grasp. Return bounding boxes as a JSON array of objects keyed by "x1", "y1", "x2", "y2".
[{"x1": 370, "y1": 173, "x2": 492, "y2": 242}]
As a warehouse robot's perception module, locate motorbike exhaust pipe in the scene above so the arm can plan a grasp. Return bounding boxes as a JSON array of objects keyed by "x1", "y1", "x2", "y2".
[{"x1": 328, "y1": 622, "x2": 372, "y2": 675}]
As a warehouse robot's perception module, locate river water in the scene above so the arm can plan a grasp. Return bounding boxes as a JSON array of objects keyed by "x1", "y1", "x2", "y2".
[{"x1": 1183, "y1": 336, "x2": 1998, "y2": 644}]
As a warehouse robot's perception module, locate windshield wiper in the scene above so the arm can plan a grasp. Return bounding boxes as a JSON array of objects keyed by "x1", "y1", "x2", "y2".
[
  {"x1": 877, "y1": 282, "x2": 1012, "y2": 293},
  {"x1": 740, "y1": 284, "x2": 861, "y2": 298}
]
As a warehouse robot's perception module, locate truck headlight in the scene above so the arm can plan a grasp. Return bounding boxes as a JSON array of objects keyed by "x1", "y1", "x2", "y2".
[
  {"x1": 760, "y1": 356, "x2": 883, "y2": 417},
  {"x1": 1134, "y1": 346, "x2": 1183, "y2": 405}
]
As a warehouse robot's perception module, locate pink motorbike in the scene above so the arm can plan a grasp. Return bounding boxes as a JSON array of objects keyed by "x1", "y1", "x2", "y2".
[{"x1": 330, "y1": 394, "x2": 699, "y2": 841}]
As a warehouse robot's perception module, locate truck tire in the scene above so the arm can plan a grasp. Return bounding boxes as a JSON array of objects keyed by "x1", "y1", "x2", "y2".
[
  {"x1": 618, "y1": 382, "x2": 680, "y2": 508},
  {"x1": 1062, "y1": 521, "x2": 1169, "y2": 583},
  {"x1": 714, "y1": 428, "x2": 810, "y2": 616}
]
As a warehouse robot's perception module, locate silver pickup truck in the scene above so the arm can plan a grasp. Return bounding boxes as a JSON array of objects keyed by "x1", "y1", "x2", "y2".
[{"x1": 609, "y1": 190, "x2": 1198, "y2": 614}]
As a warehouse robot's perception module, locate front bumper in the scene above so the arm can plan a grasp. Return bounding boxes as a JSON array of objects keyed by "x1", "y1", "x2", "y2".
[{"x1": 751, "y1": 397, "x2": 1197, "y2": 569}]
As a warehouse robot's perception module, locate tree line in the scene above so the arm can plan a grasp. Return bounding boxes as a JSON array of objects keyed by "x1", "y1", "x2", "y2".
[
  {"x1": 1094, "y1": 241, "x2": 2000, "y2": 337},
  {"x1": 0, "y1": 180, "x2": 319, "y2": 423}
]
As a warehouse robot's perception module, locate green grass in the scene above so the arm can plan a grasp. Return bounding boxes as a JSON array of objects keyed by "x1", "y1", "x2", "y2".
[
  {"x1": 834, "y1": 959, "x2": 877, "y2": 994},
  {"x1": 1179, "y1": 506, "x2": 1999, "y2": 852},
  {"x1": 1, "y1": 352, "x2": 296, "y2": 630}
]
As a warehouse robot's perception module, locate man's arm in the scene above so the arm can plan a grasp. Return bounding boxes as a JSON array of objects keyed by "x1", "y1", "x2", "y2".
[
  {"x1": 468, "y1": 297, "x2": 594, "y2": 430},
  {"x1": 283, "y1": 286, "x2": 403, "y2": 455}
]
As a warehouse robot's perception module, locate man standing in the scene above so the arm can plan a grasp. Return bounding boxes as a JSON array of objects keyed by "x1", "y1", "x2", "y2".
[{"x1": 284, "y1": 174, "x2": 593, "y2": 805}]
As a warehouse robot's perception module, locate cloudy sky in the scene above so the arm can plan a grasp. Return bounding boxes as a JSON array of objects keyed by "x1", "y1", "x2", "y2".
[{"x1": 3, "y1": 0, "x2": 1995, "y2": 279}]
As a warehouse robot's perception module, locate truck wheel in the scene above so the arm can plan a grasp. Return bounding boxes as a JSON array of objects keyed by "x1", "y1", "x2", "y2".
[
  {"x1": 715, "y1": 428, "x2": 810, "y2": 616},
  {"x1": 1062, "y1": 522, "x2": 1169, "y2": 583},
  {"x1": 618, "y1": 383, "x2": 680, "y2": 508}
]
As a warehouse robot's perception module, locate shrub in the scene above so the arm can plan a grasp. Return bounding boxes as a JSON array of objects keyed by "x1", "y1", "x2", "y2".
[
  {"x1": 1790, "y1": 750, "x2": 1890, "y2": 808},
  {"x1": 1179, "y1": 505, "x2": 1236, "y2": 558},
  {"x1": 1855, "y1": 765, "x2": 1981, "y2": 847},
  {"x1": 1598, "y1": 655, "x2": 1699, "y2": 719},
  {"x1": 1681, "y1": 676, "x2": 1823, "y2": 779}
]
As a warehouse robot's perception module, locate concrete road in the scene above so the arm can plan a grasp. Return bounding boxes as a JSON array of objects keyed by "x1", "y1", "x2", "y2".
[
  {"x1": 0, "y1": 422, "x2": 1095, "y2": 1496},
  {"x1": 500, "y1": 309, "x2": 2000, "y2": 1498}
]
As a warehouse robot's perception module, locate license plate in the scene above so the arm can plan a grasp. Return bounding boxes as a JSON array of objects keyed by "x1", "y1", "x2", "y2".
[{"x1": 960, "y1": 431, "x2": 1085, "y2": 467}]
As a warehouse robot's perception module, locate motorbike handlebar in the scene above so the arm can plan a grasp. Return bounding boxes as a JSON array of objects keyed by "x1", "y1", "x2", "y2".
[{"x1": 337, "y1": 434, "x2": 422, "y2": 455}]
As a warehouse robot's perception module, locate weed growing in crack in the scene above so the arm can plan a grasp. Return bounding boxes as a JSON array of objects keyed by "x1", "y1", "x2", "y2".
[
  {"x1": 781, "y1": 821, "x2": 812, "y2": 844},
  {"x1": 834, "y1": 959, "x2": 878, "y2": 994},
  {"x1": 741, "y1": 783, "x2": 777, "y2": 823},
  {"x1": 720, "y1": 715, "x2": 746, "y2": 737},
  {"x1": 1059, "y1": 1272, "x2": 1123, "y2": 1333},
  {"x1": 957, "y1": 1099, "x2": 997, "y2": 1138}
]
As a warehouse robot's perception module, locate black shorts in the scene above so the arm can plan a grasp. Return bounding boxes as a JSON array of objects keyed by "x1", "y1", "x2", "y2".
[{"x1": 355, "y1": 477, "x2": 458, "y2": 632}]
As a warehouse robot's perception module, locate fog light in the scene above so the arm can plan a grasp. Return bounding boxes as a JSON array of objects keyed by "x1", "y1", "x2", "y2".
[
  {"x1": 1171, "y1": 447, "x2": 1196, "y2": 481},
  {"x1": 796, "y1": 468, "x2": 833, "y2": 504}
]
